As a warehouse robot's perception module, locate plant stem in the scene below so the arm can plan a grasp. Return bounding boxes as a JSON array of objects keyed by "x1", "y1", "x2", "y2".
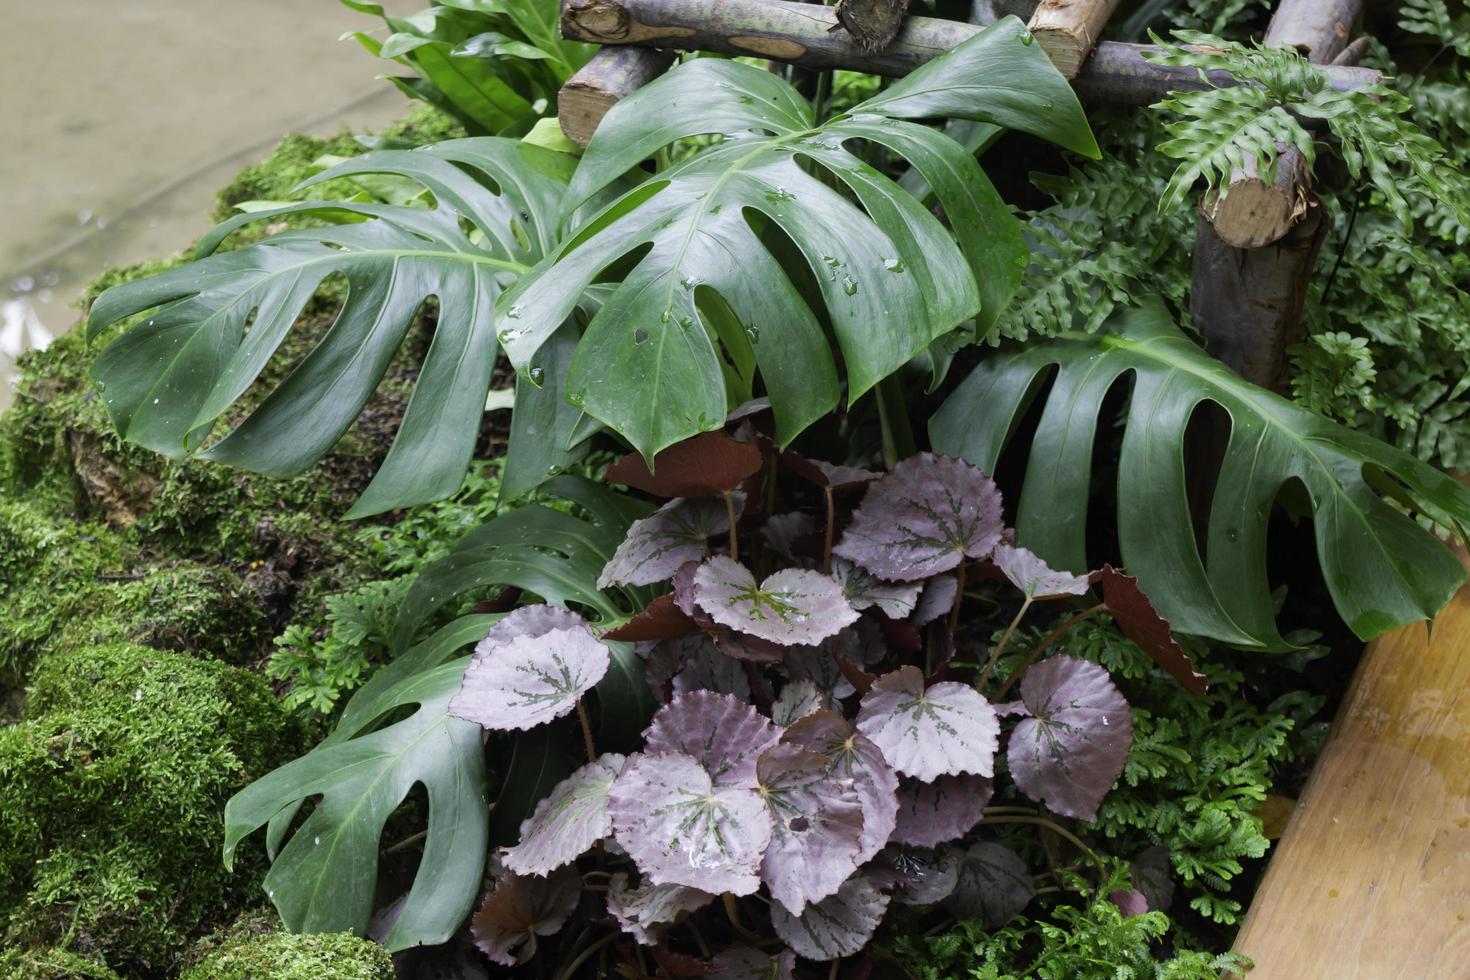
[
  {"x1": 555, "y1": 931, "x2": 617, "y2": 980},
  {"x1": 977, "y1": 815, "x2": 1101, "y2": 873},
  {"x1": 947, "y1": 560, "x2": 968, "y2": 636},
  {"x1": 874, "y1": 374, "x2": 916, "y2": 469},
  {"x1": 574, "y1": 698, "x2": 598, "y2": 765},
  {"x1": 723, "y1": 893, "x2": 762, "y2": 944},
  {"x1": 993, "y1": 602, "x2": 1105, "y2": 701},
  {"x1": 381, "y1": 829, "x2": 427, "y2": 857},
  {"x1": 724, "y1": 490, "x2": 740, "y2": 562},
  {"x1": 975, "y1": 596, "x2": 1032, "y2": 691},
  {"x1": 822, "y1": 485, "x2": 835, "y2": 574}
]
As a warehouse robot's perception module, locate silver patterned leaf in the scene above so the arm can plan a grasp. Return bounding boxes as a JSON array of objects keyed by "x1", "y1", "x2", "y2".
[
  {"x1": 762, "y1": 512, "x2": 820, "y2": 564},
  {"x1": 770, "y1": 679, "x2": 830, "y2": 726},
  {"x1": 991, "y1": 543, "x2": 1090, "y2": 600},
  {"x1": 769, "y1": 874, "x2": 890, "y2": 961},
  {"x1": 670, "y1": 636, "x2": 752, "y2": 700},
  {"x1": 712, "y1": 947, "x2": 798, "y2": 980},
  {"x1": 943, "y1": 841, "x2": 1035, "y2": 928},
  {"x1": 483, "y1": 604, "x2": 587, "y2": 644},
  {"x1": 644, "y1": 689, "x2": 781, "y2": 788},
  {"x1": 1008, "y1": 655, "x2": 1133, "y2": 821},
  {"x1": 911, "y1": 574, "x2": 957, "y2": 627},
  {"x1": 694, "y1": 556, "x2": 859, "y2": 645},
  {"x1": 470, "y1": 865, "x2": 581, "y2": 966},
  {"x1": 869, "y1": 845, "x2": 961, "y2": 906},
  {"x1": 833, "y1": 453, "x2": 1004, "y2": 581},
  {"x1": 832, "y1": 557, "x2": 922, "y2": 618},
  {"x1": 782, "y1": 452, "x2": 880, "y2": 490},
  {"x1": 757, "y1": 743, "x2": 866, "y2": 914},
  {"x1": 889, "y1": 774, "x2": 993, "y2": 848},
  {"x1": 608, "y1": 751, "x2": 772, "y2": 895},
  {"x1": 781, "y1": 711, "x2": 898, "y2": 867},
  {"x1": 449, "y1": 623, "x2": 611, "y2": 731},
  {"x1": 598, "y1": 495, "x2": 743, "y2": 589},
  {"x1": 503, "y1": 753, "x2": 626, "y2": 876},
  {"x1": 855, "y1": 666, "x2": 999, "y2": 782},
  {"x1": 605, "y1": 872, "x2": 714, "y2": 944}
]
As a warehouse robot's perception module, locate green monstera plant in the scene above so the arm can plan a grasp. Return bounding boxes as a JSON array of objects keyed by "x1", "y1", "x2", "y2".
[
  {"x1": 931, "y1": 298, "x2": 1470, "y2": 649},
  {"x1": 85, "y1": 18, "x2": 1094, "y2": 515}
]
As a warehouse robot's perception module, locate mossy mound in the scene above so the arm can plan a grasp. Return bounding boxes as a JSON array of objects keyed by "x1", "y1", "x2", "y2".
[
  {"x1": 0, "y1": 946, "x2": 122, "y2": 980},
  {"x1": 181, "y1": 912, "x2": 394, "y2": 980},
  {"x1": 0, "y1": 644, "x2": 298, "y2": 976}
]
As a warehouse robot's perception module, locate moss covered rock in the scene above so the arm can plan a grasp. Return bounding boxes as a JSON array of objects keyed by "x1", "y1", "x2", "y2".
[
  {"x1": 0, "y1": 946, "x2": 122, "y2": 980},
  {"x1": 181, "y1": 912, "x2": 394, "y2": 980},
  {"x1": 0, "y1": 644, "x2": 298, "y2": 976}
]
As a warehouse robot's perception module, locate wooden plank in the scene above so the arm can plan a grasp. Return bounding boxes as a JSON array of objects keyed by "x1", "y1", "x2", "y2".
[{"x1": 1231, "y1": 554, "x2": 1470, "y2": 978}]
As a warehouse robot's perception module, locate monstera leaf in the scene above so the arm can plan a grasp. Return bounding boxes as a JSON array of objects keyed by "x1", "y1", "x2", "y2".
[
  {"x1": 227, "y1": 480, "x2": 657, "y2": 949},
  {"x1": 86, "y1": 139, "x2": 584, "y2": 516},
  {"x1": 496, "y1": 17, "x2": 1097, "y2": 460},
  {"x1": 932, "y1": 297, "x2": 1470, "y2": 648}
]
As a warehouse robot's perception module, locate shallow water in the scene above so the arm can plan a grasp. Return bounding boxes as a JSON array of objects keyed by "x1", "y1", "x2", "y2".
[{"x1": 0, "y1": 0, "x2": 419, "y2": 409}]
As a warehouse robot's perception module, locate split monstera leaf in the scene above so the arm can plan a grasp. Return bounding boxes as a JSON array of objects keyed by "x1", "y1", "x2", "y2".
[{"x1": 446, "y1": 446, "x2": 1192, "y2": 964}]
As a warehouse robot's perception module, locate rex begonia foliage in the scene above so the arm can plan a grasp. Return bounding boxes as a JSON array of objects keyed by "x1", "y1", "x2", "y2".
[{"x1": 445, "y1": 436, "x2": 1198, "y2": 968}]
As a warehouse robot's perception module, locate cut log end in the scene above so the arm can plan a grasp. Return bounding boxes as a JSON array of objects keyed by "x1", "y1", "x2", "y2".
[
  {"x1": 1030, "y1": 25, "x2": 1090, "y2": 78},
  {"x1": 1028, "y1": 0, "x2": 1123, "y2": 79},
  {"x1": 557, "y1": 46, "x2": 677, "y2": 147},
  {"x1": 1203, "y1": 177, "x2": 1310, "y2": 250}
]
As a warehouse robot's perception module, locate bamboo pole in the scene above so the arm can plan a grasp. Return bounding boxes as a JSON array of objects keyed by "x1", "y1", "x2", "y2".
[
  {"x1": 558, "y1": 0, "x2": 1379, "y2": 103},
  {"x1": 1028, "y1": 0, "x2": 1124, "y2": 79},
  {"x1": 558, "y1": 46, "x2": 677, "y2": 146}
]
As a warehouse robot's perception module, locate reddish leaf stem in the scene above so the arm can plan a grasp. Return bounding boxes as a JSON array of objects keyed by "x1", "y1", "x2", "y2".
[
  {"x1": 947, "y1": 559, "x2": 968, "y2": 635},
  {"x1": 724, "y1": 490, "x2": 740, "y2": 562},
  {"x1": 822, "y1": 485, "x2": 835, "y2": 574},
  {"x1": 993, "y1": 602, "x2": 1105, "y2": 701},
  {"x1": 975, "y1": 596, "x2": 1033, "y2": 692},
  {"x1": 574, "y1": 698, "x2": 598, "y2": 765}
]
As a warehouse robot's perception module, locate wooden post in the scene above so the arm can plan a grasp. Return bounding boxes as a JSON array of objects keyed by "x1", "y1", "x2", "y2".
[
  {"x1": 558, "y1": 0, "x2": 1379, "y2": 101},
  {"x1": 1205, "y1": 0, "x2": 1365, "y2": 247},
  {"x1": 1230, "y1": 543, "x2": 1470, "y2": 978},
  {"x1": 1028, "y1": 0, "x2": 1123, "y2": 79},
  {"x1": 558, "y1": 46, "x2": 677, "y2": 146}
]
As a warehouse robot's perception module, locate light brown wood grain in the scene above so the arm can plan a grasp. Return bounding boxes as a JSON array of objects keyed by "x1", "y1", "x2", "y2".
[
  {"x1": 1027, "y1": 0, "x2": 1123, "y2": 78},
  {"x1": 1232, "y1": 557, "x2": 1470, "y2": 978}
]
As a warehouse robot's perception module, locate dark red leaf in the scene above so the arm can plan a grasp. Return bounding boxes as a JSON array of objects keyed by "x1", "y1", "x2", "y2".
[
  {"x1": 1109, "y1": 888, "x2": 1150, "y2": 917},
  {"x1": 652, "y1": 947, "x2": 720, "y2": 977},
  {"x1": 604, "y1": 594, "x2": 700, "y2": 642},
  {"x1": 835, "y1": 654, "x2": 877, "y2": 698},
  {"x1": 607, "y1": 431, "x2": 764, "y2": 498},
  {"x1": 780, "y1": 451, "x2": 880, "y2": 491},
  {"x1": 1098, "y1": 566, "x2": 1208, "y2": 695}
]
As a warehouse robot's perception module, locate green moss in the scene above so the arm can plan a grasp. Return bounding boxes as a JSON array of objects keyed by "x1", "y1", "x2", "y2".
[
  {"x1": 181, "y1": 912, "x2": 394, "y2": 980},
  {"x1": 0, "y1": 644, "x2": 298, "y2": 976},
  {"x1": 0, "y1": 946, "x2": 121, "y2": 980}
]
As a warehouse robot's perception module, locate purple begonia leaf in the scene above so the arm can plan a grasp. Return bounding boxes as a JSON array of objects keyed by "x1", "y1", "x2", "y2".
[
  {"x1": 835, "y1": 618, "x2": 888, "y2": 665},
  {"x1": 644, "y1": 690, "x2": 781, "y2": 788},
  {"x1": 756, "y1": 744, "x2": 866, "y2": 914},
  {"x1": 911, "y1": 575, "x2": 957, "y2": 627},
  {"x1": 713, "y1": 948, "x2": 798, "y2": 980},
  {"x1": 889, "y1": 774, "x2": 993, "y2": 848},
  {"x1": 783, "y1": 645, "x2": 853, "y2": 700},
  {"x1": 713, "y1": 628, "x2": 787, "y2": 664},
  {"x1": 833, "y1": 453, "x2": 1004, "y2": 581},
  {"x1": 449, "y1": 624, "x2": 610, "y2": 731},
  {"x1": 991, "y1": 543, "x2": 1091, "y2": 600},
  {"x1": 782, "y1": 711, "x2": 899, "y2": 867},
  {"x1": 993, "y1": 700, "x2": 1029, "y2": 718},
  {"x1": 503, "y1": 753, "x2": 626, "y2": 876},
  {"x1": 762, "y1": 512, "x2": 820, "y2": 564},
  {"x1": 943, "y1": 841, "x2": 1035, "y2": 928},
  {"x1": 598, "y1": 495, "x2": 743, "y2": 589},
  {"x1": 770, "y1": 679, "x2": 830, "y2": 727},
  {"x1": 855, "y1": 666, "x2": 1000, "y2": 783},
  {"x1": 605, "y1": 873, "x2": 714, "y2": 944},
  {"x1": 609, "y1": 751, "x2": 772, "y2": 895},
  {"x1": 782, "y1": 452, "x2": 880, "y2": 491},
  {"x1": 694, "y1": 557, "x2": 858, "y2": 646},
  {"x1": 728, "y1": 396, "x2": 773, "y2": 424},
  {"x1": 870, "y1": 846, "x2": 961, "y2": 906},
  {"x1": 672, "y1": 561, "x2": 701, "y2": 616},
  {"x1": 1133, "y1": 845, "x2": 1175, "y2": 911},
  {"x1": 1008, "y1": 655, "x2": 1133, "y2": 821},
  {"x1": 1109, "y1": 888, "x2": 1150, "y2": 917},
  {"x1": 770, "y1": 875, "x2": 889, "y2": 961},
  {"x1": 483, "y1": 604, "x2": 586, "y2": 644},
  {"x1": 673, "y1": 639, "x2": 751, "y2": 701},
  {"x1": 470, "y1": 865, "x2": 581, "y2": 966},
  {"x1": 832, "y1": 558, "x2": 922, "y2": 619}
]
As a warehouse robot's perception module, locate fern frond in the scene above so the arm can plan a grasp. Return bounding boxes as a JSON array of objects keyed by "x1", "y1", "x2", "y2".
[{"x1": 1153, "y1": 88, "x2": 1310, "y2": 213}]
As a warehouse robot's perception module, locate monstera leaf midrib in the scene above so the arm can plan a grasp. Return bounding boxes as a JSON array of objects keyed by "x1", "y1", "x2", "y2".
[{"x1": 931, "y1": 297, "x2": 1470, "y2": 648}]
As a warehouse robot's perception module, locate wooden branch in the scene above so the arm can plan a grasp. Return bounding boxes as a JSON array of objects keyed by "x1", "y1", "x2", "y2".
[
  {"x1": 559, "y1": 46, "x2": 677, "y2": 146},
  {"x1": 559, "y1": 0, "x2": 1379, "y2": 103},
  {"x1": 1189, "y1": 205, "x2": 1326, "y2": 392},
  {"x1": 833, "y1": 0, "x2": 912, "y2": 53},
  {"x1": 1028, "y1": 0, "x2": 1123, "y2": 79},
  {"x1": 1206, "y1": 0, "x2": 1366, "y2": 247}
]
